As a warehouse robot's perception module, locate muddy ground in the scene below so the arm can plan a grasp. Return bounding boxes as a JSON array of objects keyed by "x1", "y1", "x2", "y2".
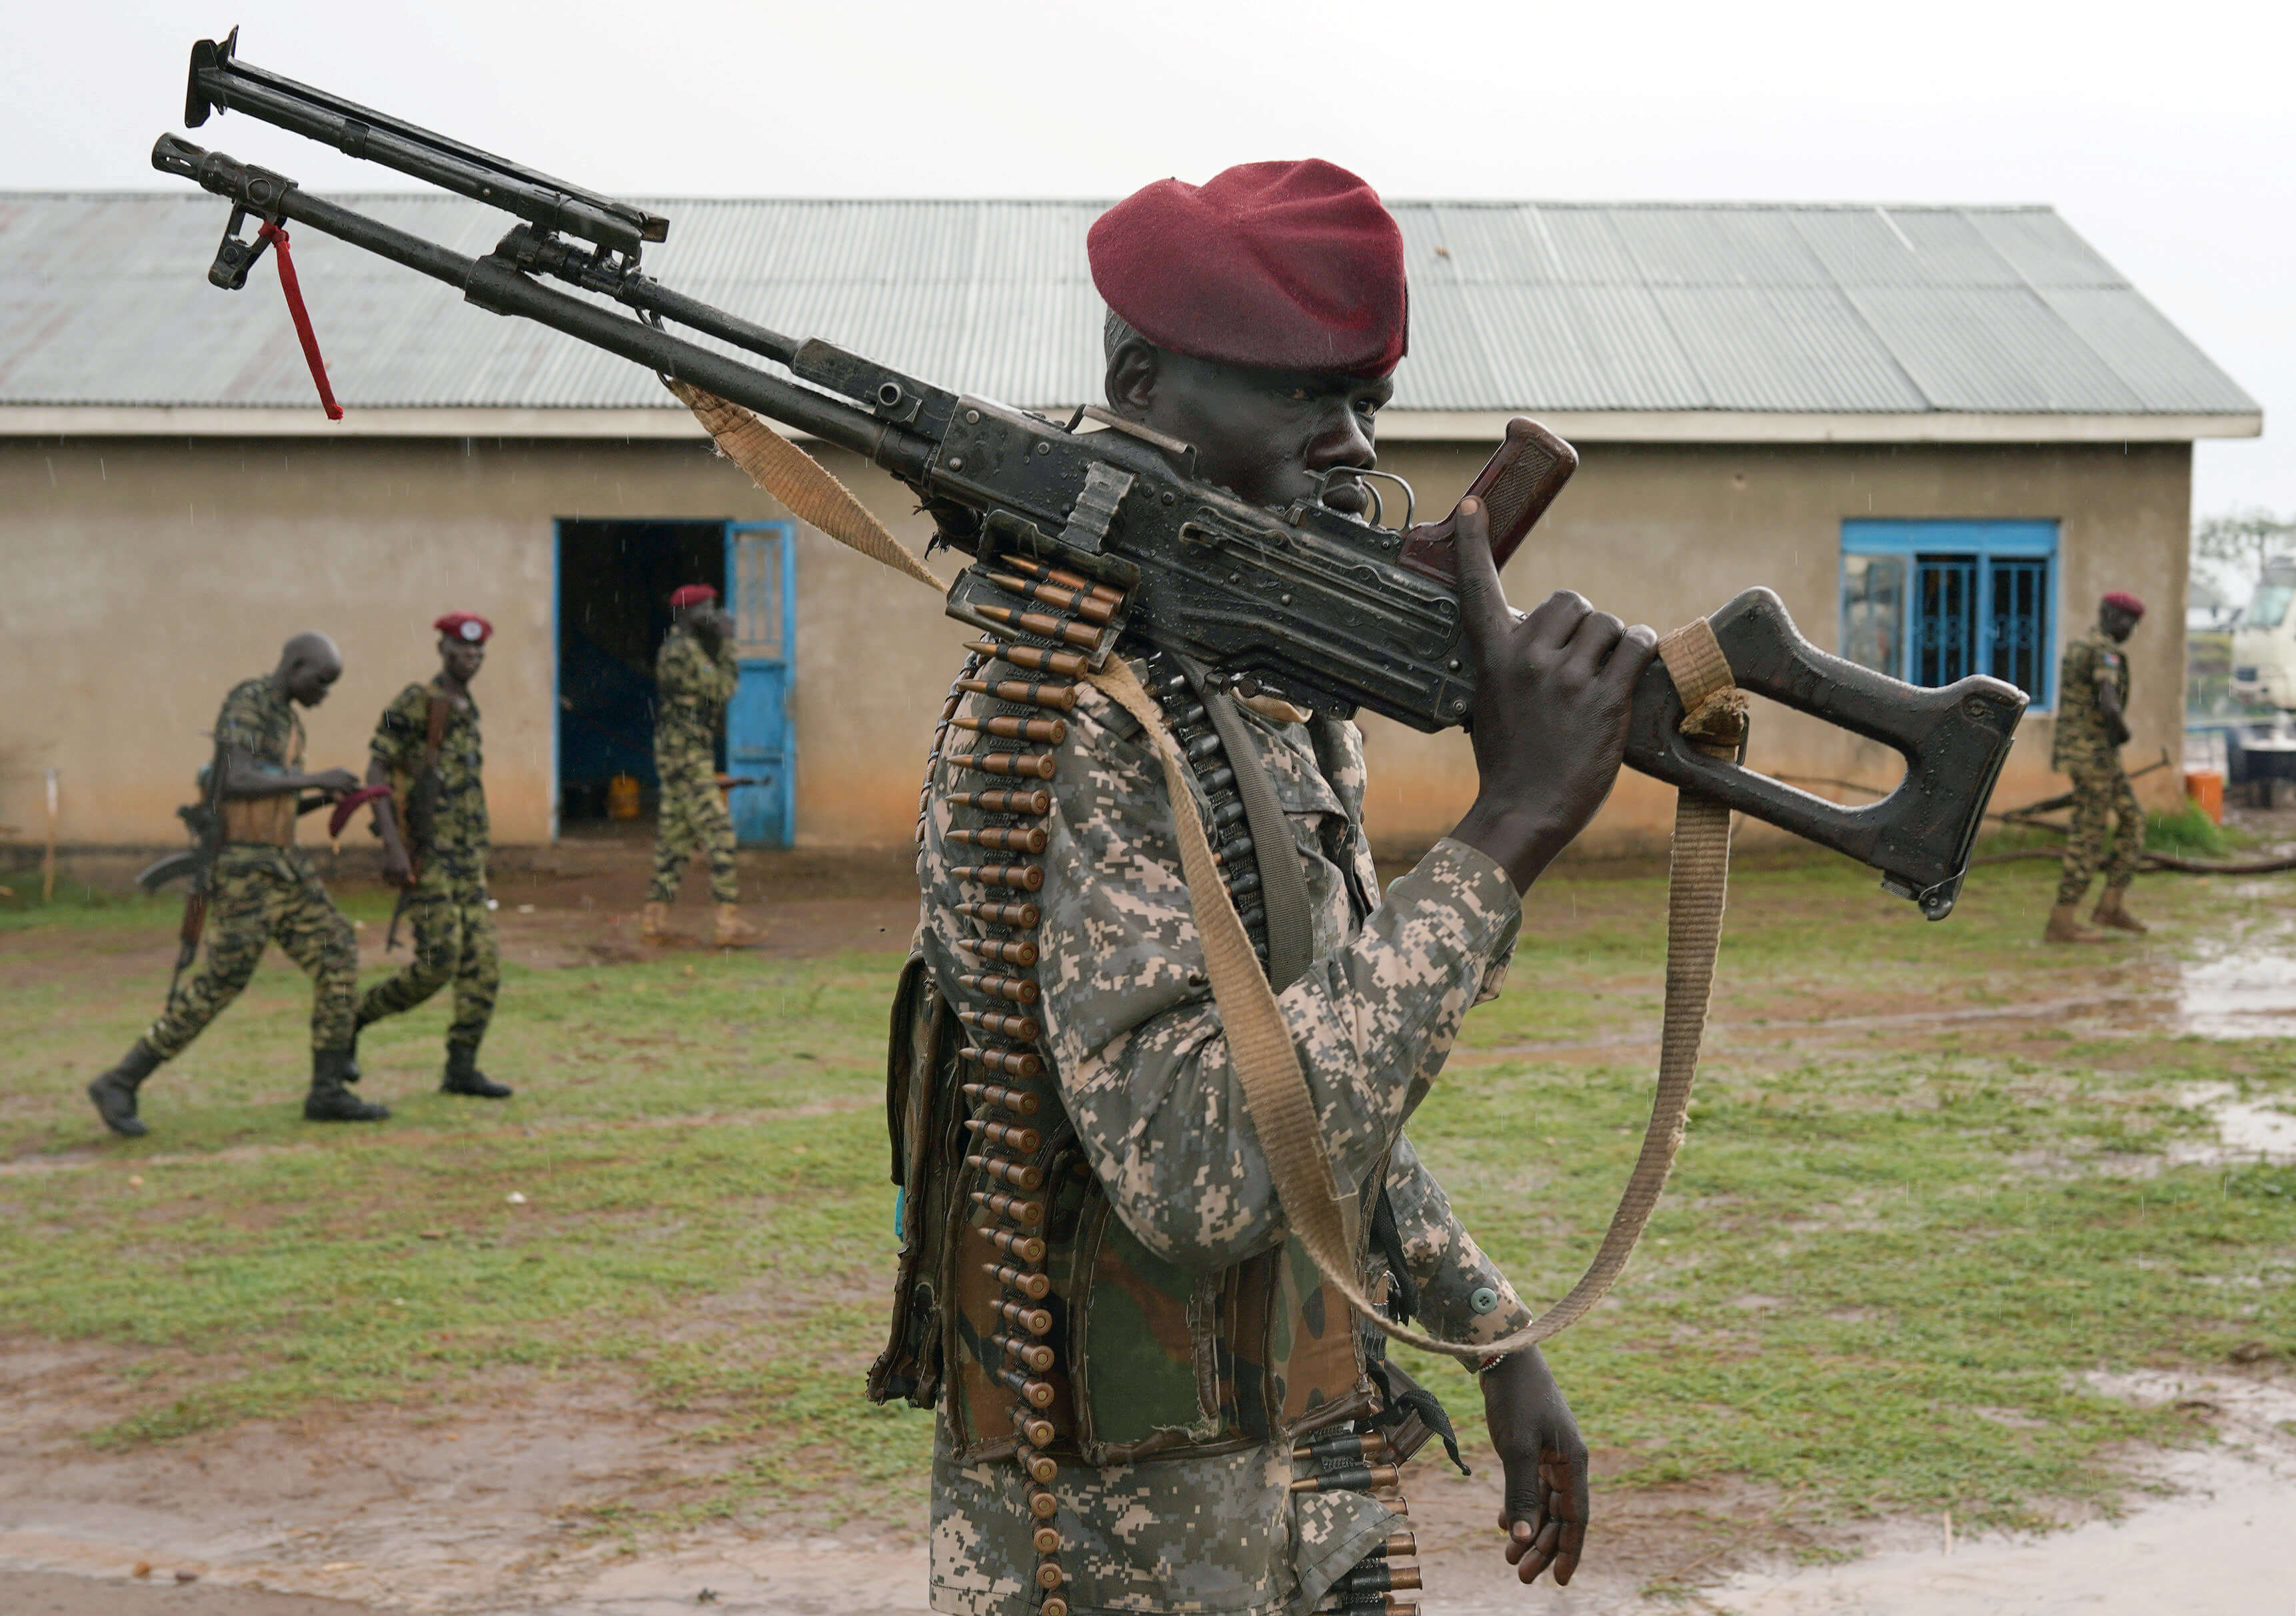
[{"x1": 7, "y1": 826, "x2": 2296, "y2": 1615}]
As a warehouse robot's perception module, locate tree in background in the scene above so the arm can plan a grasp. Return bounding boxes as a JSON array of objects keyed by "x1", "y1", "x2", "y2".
[{"x1": 2193, "y1": 508, "x2": 2296, "y2": 613}]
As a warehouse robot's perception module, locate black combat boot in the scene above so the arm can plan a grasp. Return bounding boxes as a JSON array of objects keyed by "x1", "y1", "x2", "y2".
[
  {"x1": 87, "y1": 1040, "x2": 163, "y2": 1138},
  {"x1": 304, "y1": 1047, "x2": 391, "y2": 1123},
  {"x1": 441, "y1": 1044, "x2": 512, "y2": 1099}
]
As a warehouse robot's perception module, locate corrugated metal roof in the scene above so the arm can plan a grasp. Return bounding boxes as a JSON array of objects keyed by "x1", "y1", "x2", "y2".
[{"x1": 0, "y1": 194, "x2": 2256, "y2": 420}]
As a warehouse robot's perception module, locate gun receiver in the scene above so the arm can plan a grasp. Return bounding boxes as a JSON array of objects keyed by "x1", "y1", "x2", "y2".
[{"x1": 153, "y1": 33, "x2": 2029, "y2": 916}]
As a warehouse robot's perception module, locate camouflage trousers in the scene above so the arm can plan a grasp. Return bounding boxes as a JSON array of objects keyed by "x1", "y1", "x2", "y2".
[
  {"x1": 647, "y1": 761, "x2": 736, "y2": 904},
  {"x1": 2057, "y1": 764, "x2": 2143, "y2": 906},
  {"x1": 144, "y1": 848, "x2": 358, "y2": 1060},
  {"x1": 355, "y1": 869, "x2": 500, "y2": 1051}
]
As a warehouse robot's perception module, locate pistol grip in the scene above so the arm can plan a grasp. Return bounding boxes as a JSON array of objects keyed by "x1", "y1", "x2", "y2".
[
  {"x1": 1399, "y1": 417, "x2": 1578, "y2": 584},
  {"x1": 1624, "y1": 589, "x2": 2028, "y2": 918}
]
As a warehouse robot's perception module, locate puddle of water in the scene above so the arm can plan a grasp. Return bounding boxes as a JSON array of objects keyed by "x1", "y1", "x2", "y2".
[
  {"x1": 1710, "y1": 1371, "x2": 2296, "y2": 1616},
  {"x1": 2179, "y1": 938, "x2": 2296, "y2": 1038},
  {"x1": 2167, "y1": 1082, "x2": 2296, "y2": 1166}
]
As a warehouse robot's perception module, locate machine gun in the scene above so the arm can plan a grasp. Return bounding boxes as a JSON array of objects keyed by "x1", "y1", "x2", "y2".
[{"x1": 153, "y1": 30, "x2": 2027, "y2": 918}]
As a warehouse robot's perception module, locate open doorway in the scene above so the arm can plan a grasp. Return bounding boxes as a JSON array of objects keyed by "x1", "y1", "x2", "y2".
[{"x1": 555, "y1": 520, "x2": 725, "y2": 832}]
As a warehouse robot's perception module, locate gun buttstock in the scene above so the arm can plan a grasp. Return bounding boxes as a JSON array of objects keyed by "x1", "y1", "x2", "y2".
[{"x1": 1625, "y1": 588, "x2": 2028, "y2": 919}]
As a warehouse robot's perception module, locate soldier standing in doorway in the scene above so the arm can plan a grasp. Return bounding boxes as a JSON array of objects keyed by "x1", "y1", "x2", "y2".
[
  {"x1": 2045, "y1": 590, "x2": 2147, "y2": 942},
  {"x1": 876, "y1": 163, "x2": 1648, "y2": 1616},
  {"x1": 353, "y1": 612, "x2": 514, "y2": 1098},
  {"x1": 87, "y1": 632, "x2": 388, "y2": 1136},
  {"x1": 640, "y1": 584, "x2": 760, "y2": 946}
]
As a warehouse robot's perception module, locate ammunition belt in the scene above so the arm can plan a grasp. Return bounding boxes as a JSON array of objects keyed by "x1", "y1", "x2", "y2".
[
  {"x1": 1133, "y1": 650, "x2": 1274, "y2": 974},
  {"x1": 1288, "y1": 1426, "x2": 1424, "y2": 1615},
  {"x1": 924, "y1": 550, "x2": 1130, "y2": 1616}
]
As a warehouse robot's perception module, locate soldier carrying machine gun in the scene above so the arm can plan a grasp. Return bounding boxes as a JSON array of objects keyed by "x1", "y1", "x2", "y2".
[{"x1": 152, "y1": 30, "x2": 2028, "y2": 1609}]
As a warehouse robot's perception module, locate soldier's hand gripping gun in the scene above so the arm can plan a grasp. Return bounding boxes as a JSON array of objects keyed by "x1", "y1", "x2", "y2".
[{"x1": 153, "y1": 31, "x2": 2027, "y2": 918}]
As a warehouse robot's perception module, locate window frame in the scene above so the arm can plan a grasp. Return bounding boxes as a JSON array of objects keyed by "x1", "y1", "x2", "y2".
[{"x1": 1839, "y1": 519, "x2": 2061, "y2": 711}]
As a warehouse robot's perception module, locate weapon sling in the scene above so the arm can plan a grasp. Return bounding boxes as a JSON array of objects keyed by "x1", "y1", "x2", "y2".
[{"x1": 680, "y1": 383, "x2": 1739, "y2": 1361}]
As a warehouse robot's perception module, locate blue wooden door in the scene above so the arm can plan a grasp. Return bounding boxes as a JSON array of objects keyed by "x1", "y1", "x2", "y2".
[{"x1": 724, "y1": 520, "x2": 796, "y2": 847}]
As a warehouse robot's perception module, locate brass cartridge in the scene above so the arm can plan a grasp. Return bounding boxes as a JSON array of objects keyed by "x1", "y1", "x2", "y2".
[
  {"x1": 962, "y1": 1080, "x2": 1043, "y2": 1116},
  {"x1": 1292, "y1": 1431, "x2": 1391, "y2": 1463},
  {"x1": 948, "y1": 787, "x2": 1054, "y2": 815},
  {"x1": 1032, "y1": 1525, "x2": 1062, "y2": 1556},
  {"x1": 966, "y1": 1118, "x2": 1045, "y2": 1154},
  {"x1": 948, "y1": 860, "x2": 1048, "y2": 890},
  {"x1": 966, "y1": 639, "x2": 1089, "y2": 678},
  {"x1": 1042, "y1": 1597, "x2": 1070, "y2": 1616},
  {"x1": 1314, "y1": 1599, "x2": 1415, "y2": 1616},
  {"x1": 954, "y1": 714, "x2": 1070, "y2": 746},
  {"x1": 958, "y1": 971, "x2": 1041, "y2": 1004},
  {"x1": 1033, "y1": 1561, "x2": 1068, "y2": 1589},
  {"x1": 998, "y1": 1365, "x2": 1057, "y2": 1406},
  {"x1": 956, "y1": 898, "x2": 1042, "y2": 928},
  {"x1": 1287, "y1": 1465, "x2": 1400, "y2": 1495},
  {"x1": 997, "y1": 552, "x2": 1126, "y2": 606},
  {"x1": 962, "y1": 1045, "x2": 1046, "y2": 1078},
  {"x1": 1012, "y1": 1408, "x2": 1058, "y2": 1447},
  {"x1": 995, "y1": 1298, "x2": 1054, "y2": 1336},
  {"x1": 956, "y1": 936, "x2": 1042, "y2": 967},
  {"x1": 949, "y1": 825, "x2": 1051, "y2": 855},
  {"x1": 972, "y1": 1189, "x2": 1046, "y2": 1227},
  {"x1": 957, "y1": 677, "x2": 1080, "y2": 712},
  {"x1": 956, "y1": 1008, "x2": 1042, "y2": 1041},
  {"x1": 973, "y1": 602, "x2": 1102, "y2": 650},
  {"x1": 1331, "y1": 1563, "x2": 1421, "y2": 1595},
  {"x1": 1026, "y1": 1488, "x2": 1060, "y2": 1521},
  {"x1": 993, "y1": 1331, "x2": 1056, "y2": 1371},
  {"x1": 969, "y1": 1154, "x2": 1046, "y2": 1192},
  {"x1": 985, "y1": 1261, "x2": 1053, "y2": 1300},
  {"x1": 982, "y1": 1227, "x2": 1050, "y2": 1266},
  {"x1": 1014, "y1": 1443, "x2": 1060, "y2": 1484},
  {"x1": 986, "y1": 571, "x2": 1117, "y2": 626},
  {"x1": 948, "y1": 750, "x2": 1060, "y2": 780}
]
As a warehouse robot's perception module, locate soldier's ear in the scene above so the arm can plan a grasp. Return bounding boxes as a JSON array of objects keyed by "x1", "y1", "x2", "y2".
[{"x1": 1106, "y1": 340, "x2": 1160, "y2": 418}]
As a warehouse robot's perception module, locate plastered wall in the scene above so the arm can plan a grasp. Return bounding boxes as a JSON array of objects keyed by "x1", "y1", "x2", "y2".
[{"x1": 0, "y1": 432, "x2": 2187, "y2": 858}]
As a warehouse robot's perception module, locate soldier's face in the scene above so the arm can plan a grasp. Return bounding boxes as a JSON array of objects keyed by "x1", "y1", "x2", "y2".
[
  {"x1": 441, "y1": 636, "x2": 486, "y2": 684},
  {"x1": 2101, "y1": 604, "x2": 2141, "y2": 642},
  {"x1": 1108, "y1": 344, "x2": 1391, "y2": 517},
  {"x1": 285, "y1": 654, "x2": 342, "y2": 707}
]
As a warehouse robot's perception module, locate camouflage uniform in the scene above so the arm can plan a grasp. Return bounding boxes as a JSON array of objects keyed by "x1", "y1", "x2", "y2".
[
  {"x1": 142, "y1": 678, "x2": 358, "y2": 1060},
  {"x1": 878, "y1": 607, "x2": 1534, "y2": 1616},
  {"x1": 2053, "y1": 628, "x2": 2141, "y2": 907},
  {"x1": 648, "y1": 622, "x2": 739, "y2": 904},
  {"x1": 355, "y1": 681, "x2": 499, "y2": 1051}
]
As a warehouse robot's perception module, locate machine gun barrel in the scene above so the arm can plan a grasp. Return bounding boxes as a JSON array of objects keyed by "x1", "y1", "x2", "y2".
[
  {"x1": 185, "y1": 27, "x2": 668, "y2": 259},
  {"x1": 150, "y1": 134, "x2": 921, "y2": 471}
]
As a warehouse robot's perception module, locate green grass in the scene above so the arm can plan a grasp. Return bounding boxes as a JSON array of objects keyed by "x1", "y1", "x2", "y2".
[{"x1": 3, "y1": 853, "x2": 2291, "y2": 1539}]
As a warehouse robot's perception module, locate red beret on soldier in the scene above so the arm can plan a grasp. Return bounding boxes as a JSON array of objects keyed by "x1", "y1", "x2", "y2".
[
  {"x1": 2102, "y1": 591, "x2": 2145, "y2": 618},
  {"x1": 669, "y1": 584, "x2": 718, "y2": 609},
  {"x1": 433, "y1": 611, "x2": 491, "y2": 644},
  {"x1": 1088, "y1": 159, "x2": 1408, "y2": 377}
]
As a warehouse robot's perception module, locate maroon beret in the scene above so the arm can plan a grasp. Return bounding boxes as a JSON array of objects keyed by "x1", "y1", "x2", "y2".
[
  {"x1": 2102, "y1": 591, "x2": 2146, "y2": 617},
  {"x1": 433, "y1": 611, "x2": 491, "y2": 644},
  {"x1": 669, "y1": 584, "x2": 718, "y2": 608},
  {"x1": 1089, "y1": 160, "x2": 1408, "y2": 378}
]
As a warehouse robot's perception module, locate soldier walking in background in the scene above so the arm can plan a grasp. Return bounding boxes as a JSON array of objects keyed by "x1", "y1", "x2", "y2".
[
  {"x1": 87, "y1": 632, "x2": 387, "y2": 1136},
  {"x1": 352, "y1": 612, "x2": 513, "y2": 1099},
  {"x1": 2047, "y1": 591, "x2": 2148, "y2": 943},
  {"x1": 640, "y1": 584, "x2": 759, "y2": 947}
]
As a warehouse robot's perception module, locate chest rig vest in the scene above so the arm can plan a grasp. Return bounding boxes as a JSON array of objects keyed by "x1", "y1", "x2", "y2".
[{"x1": 871, "y1": 560, "x2": 1427, "y2": 1616}]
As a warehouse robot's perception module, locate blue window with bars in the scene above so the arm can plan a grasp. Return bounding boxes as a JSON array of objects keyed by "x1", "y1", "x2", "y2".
[{"x1": 1840, "y1": 520, "x2": 2058, "y2": 708}]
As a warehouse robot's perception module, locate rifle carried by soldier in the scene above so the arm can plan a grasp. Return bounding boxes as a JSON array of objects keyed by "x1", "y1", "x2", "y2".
[{"x1": 150, "y1": 29, "x2": 2025, "y2": 919}]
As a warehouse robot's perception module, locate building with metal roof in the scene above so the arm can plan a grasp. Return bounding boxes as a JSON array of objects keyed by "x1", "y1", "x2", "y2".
[
  {"x1": 0, "y1": 195, "x2": 2257, "y2": 440},
  {"x1": 0, "y1": 192, "x2": 2255, "y2": 865}
]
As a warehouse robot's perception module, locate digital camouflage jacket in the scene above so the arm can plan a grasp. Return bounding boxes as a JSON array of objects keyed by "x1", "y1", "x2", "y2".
[
  {"x1": 876, "y1": 602, "x2": 1535, "y2": 1616},
  {"x1": 371, "y1": 681, "x2": 489, "y2": 884},
  {"x1": 654, "y1": 622, "x2": 737, "y2": 769}
]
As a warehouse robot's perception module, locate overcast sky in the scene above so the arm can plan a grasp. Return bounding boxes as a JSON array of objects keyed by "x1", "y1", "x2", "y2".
[{"x1": 9, "y1": 1, "x2": 2291, "y2": 522}]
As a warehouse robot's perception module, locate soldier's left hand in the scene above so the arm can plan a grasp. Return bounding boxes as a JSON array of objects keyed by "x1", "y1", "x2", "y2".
[{"x1": 1482, "y1": 1347, "x2": 1590, "y2": 1586}]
